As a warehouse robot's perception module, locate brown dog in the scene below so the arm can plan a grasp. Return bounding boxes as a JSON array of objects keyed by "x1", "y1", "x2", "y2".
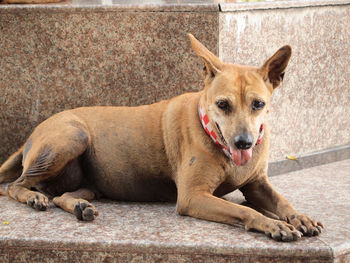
[{"x1": 0, "y1": 34, "x2": 322, "y2": 241}]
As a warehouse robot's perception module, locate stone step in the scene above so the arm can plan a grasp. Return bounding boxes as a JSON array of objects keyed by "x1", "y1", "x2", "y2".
[{"x1": 0, "y1": 159, "x2": 349, "y2": 262}]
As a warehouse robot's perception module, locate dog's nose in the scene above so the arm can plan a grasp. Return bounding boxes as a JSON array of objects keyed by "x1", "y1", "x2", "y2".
[{"x1": 233, "y1": 134, "x2": 253, "y2": 150}]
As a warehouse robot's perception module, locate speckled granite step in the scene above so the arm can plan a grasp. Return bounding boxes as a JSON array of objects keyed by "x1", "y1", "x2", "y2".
[{"x1": 0, "y1": 159, "x2": 349, "y2": 262}]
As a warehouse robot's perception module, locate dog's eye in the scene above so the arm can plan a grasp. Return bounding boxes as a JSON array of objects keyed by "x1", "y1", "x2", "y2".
[
  {"x1": 216, "y1": 100, "x2": 230, "y2": 111},
  {"x1": 252, "y1": 100, "x2": 265, "y2": 111}
]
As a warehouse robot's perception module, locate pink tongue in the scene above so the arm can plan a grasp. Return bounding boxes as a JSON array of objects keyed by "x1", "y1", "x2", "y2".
[{"x1": 230, "y1": 147, "x2": 253, "y2": 166}]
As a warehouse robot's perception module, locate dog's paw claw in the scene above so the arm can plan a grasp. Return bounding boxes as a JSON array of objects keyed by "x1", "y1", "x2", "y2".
[
  {"x1": 270, "y1": 222, "x2": 301, "y2": 242},
  {"x1": 26, "y1": 193, "x2": 49, "y2": 211},
  {"x1": 298, "y1": 225, "x2": 308, "y2": 235},
  {"x1": 271, "y1": 231, "x2": 282, "y2": 241},
  {"x1": 287, "y1": 213, "x2": 323, "y2": 237},
  {"x1": 73, "y1": 201, "x2": 97, "y2": 221},
  {"x1": 271, "y1": 228, "x2": 300, "y2": 242}
]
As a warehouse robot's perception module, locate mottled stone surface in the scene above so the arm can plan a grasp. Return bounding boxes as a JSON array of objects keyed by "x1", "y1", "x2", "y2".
[
  {"x1": 0, "y1": 4, "x2": 218, "y2": 164},
  {"x1": 0, "y1": 248, "x2": 9, "y2": 263},
  {"x1": 0, "y1": 159, "x2": 349, "y2": 262},
  {"x1": 219, "y1": 3, "x2": 350, "y2": 161},
  {"x1": 9, "y1": 249, "x2": 70, "y2": 263}
]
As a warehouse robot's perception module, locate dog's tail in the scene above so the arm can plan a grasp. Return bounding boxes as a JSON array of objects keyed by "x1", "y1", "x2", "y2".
[{"x1": 0, "y1": 147, "x2": 23, "y2": 195}]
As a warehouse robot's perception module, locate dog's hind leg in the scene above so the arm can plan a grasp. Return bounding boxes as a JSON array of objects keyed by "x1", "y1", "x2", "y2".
[
  {"x1": 7, "y1": 122, "x2": 89, "y2": 211},
  {"x1": 0, "y1": 146, "x2": 24, "y2": 184},
  {"x1": 53, "y1": 188, "x2": 98, "y2": 221}
]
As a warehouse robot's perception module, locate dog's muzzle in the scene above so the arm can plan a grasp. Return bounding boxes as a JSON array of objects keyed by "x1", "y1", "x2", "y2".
[{"x1": 198, "y1": 104, "x2": 264, "y2": 166}]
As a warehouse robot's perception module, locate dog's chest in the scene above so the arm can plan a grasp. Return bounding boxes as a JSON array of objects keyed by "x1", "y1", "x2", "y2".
[{"x1": 224, "y1": 161, "x2": 258, "y2": 189}]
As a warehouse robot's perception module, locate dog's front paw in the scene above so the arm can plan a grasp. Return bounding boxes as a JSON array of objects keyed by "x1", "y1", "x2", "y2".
[
  {"x1": 246, "y1": 216, "x2": 302, "y2": 242},
  {"x1": 263, "y1": 219, "x2": 302, "y2": 242},
  {"x1": 73, "y1": 201, "x2": 98, "y2": 221},
  {"x1": 285, "y1": 213, "x2": 323, "y2": 237}
]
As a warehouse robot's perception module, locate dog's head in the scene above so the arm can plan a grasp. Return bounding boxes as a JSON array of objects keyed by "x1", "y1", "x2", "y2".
[{"x1": 189, "y1": 34, "x2": 291, "y2": 166}]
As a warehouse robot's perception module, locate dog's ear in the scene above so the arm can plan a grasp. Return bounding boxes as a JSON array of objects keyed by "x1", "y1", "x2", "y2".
[
  {"x1": 259, "y1": 45, "x2": 292, "y2": 89},
  {"x1": 188, "y1": 33, "x2": 222, "y2": 79}
]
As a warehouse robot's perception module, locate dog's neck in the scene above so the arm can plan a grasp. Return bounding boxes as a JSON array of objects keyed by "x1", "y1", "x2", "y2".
[{"x1": 198, "y1": 104, "x2": 264, "y2": 161}]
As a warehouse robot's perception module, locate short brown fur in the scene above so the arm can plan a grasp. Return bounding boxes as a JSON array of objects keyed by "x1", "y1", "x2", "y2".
[{"x1": 0, "y1": 34, "x2": 322, "y2": 241}]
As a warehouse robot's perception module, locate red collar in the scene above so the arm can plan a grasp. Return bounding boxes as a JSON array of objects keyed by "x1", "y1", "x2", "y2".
[{"x1": 198, "y1": 104, "x2": 264, "y2": 160}]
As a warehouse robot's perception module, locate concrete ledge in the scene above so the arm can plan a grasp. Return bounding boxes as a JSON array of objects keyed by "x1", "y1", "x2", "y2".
[
  {"x1": 219, "y1": 0, "x2": 350, "y2": 12},
  {"x1": 269, "y1": 144, "x2": 350, "y2": 176},
  {"x1": 0, "y1": 159, "x2": 349, "y2": 262}
]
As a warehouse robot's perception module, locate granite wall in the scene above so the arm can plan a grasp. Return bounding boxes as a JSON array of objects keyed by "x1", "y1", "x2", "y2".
[
  {"x1": 0, "y1": 3, "x2": 219, "y2": 164},
  {"x1": 0, "y1": 0, "x2": 349, "y2": 165}
]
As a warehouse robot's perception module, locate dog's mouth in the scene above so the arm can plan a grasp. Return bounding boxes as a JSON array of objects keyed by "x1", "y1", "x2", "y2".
[
  {"x1": 215, "y1": 122, "x2": 252, "y2": 166},
  {"x1": 215, "y1": 122, "x2": 229, "y2": 147}
]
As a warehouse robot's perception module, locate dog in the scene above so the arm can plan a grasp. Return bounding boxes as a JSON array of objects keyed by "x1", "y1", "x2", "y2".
[{"x1": 0, "y1": 34, "x2": 323, "y2": 241}]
